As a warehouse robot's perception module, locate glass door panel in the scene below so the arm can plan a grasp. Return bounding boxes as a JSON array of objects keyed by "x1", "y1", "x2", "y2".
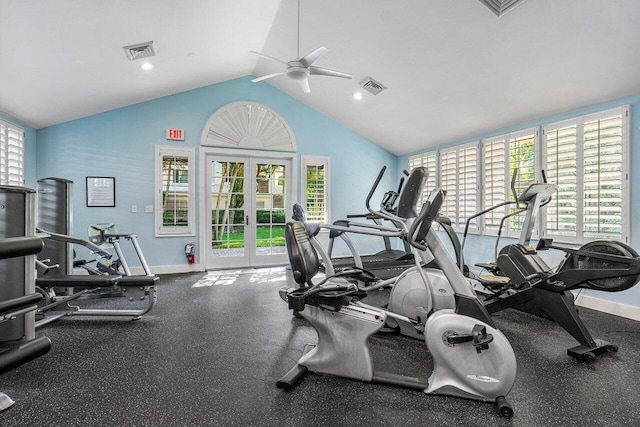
[
  {"x1": 255, "y1": 163, "x2": 286, "y2": 257},
  {"x1": 211, "y1": 160, "x2": 246, "y2": 258},
  {"x1": 205, "y1": 154, "x2": 291, "y2": 269}
]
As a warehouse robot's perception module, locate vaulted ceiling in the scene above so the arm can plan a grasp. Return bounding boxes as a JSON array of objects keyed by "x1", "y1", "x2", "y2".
[{"x1": 1, "y1": 0, "x2": 639, "y2": 156}]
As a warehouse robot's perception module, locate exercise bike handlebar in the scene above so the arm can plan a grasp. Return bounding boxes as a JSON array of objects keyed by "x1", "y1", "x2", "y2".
[{"x1": 365, "y1": 166, "x2": 387, "y2": 215}]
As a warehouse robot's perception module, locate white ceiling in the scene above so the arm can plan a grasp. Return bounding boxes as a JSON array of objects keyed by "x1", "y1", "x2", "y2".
[{"x1": 1, "y1": 0, "x2": 639, "y2": 156}]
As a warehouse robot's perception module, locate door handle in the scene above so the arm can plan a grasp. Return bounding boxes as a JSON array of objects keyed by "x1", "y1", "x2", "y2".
[{"x1": 246, "y1": 215, "x2": 249, "y2": 225}]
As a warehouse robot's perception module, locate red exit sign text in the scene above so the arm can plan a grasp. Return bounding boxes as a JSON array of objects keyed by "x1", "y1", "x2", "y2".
[{"x1": 166, "y1": 128, "x2": 185, "y2": 140}]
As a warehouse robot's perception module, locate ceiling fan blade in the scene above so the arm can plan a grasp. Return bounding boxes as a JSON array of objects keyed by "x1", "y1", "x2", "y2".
[
  {"x1": 249, "y1": 51, "x2": 289, "y2": 67},
  {"x1": 298, "y1": 46, "x2": 328, "y2": 67},
  {"x1": 251, "y1": 72, "x2": 286, "y2": 83},
  {"x1": 309, "y1": 66, "x2": 353, "y2": 79},
  {"x1": 298, "y1": 78, "x2": 311, "y2": 94}
]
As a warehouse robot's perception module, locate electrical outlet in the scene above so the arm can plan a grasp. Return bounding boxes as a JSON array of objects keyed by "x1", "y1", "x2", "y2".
[
  {"x1": 131, "y1": 205, "x2": 138, "y2": 213},
  {"x1": 145, "y1": 205, "x2": 153, "y2": 213}
]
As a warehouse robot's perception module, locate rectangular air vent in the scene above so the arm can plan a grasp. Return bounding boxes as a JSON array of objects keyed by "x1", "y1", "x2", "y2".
[
  {"x1": 123, "y1": 41, "x2": 156, "y2": 60},
  {"x1": 478, "y1": 0, "x2": 527, "y2": 16},
  {"x1": 359, "y1": 77, "x2": 387, "y2": 96}
]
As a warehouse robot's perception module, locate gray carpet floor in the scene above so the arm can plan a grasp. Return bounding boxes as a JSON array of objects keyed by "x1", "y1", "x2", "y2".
[{"x1": 1, "y1": 267, "x2": 639, "y2": 426}]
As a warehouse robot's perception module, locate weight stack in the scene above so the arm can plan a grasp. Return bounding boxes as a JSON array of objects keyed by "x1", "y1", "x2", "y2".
[
  {"x1": 0, "y1": 186, "x2": 37, "y2": 342},
  {"x1": 37, "y1": 178, "x2": 74, "y2": 275}
]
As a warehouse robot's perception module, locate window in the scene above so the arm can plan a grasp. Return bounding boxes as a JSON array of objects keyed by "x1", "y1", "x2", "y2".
[
  {"x1": 507, "y1": 130, "x2": 537, "y2": 234},
  {"x1": 301, "y1": 156, "x2": 330, "y2": 223},
  {"x1": 543, "y1": 107, "x2": 629, "y2": 243},
  {"x1": 0, "y1": 119, "x2": 24, "y2": 186},
  {"x1": 482, "y1": 138, "x2": 508, "y2": 234},
  {"x1": 410, "y1": 144, "x2": 478, "y2": 232},
  {"x1": 407, "y1": 104, "x2": 629, "y2": 244},
  {"x1": 439, "y1": 143, "x2": 479, "y2": 231},
  {"x1": 476, "y1": 129, "x2": 537, "y2": 237},
  {"x1": 155, "y1": 146, "x2": 195, "y2": 236}
]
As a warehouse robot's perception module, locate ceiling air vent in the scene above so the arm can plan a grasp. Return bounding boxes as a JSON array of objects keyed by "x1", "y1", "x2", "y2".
[
  {"x1": 123, "y1": 41, "x2": 156, "y2": 60},
  {"x1": 359, "y1": 77, "x2": 387, "y2": 96},
  {"x1": 478, "y1": 0, "x2": 527, "y2": 16}
]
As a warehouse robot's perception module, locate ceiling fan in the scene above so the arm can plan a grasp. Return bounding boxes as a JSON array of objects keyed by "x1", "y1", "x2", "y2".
[{"x1": 250, "y1": 0, "x2": 352, "y2": 93}]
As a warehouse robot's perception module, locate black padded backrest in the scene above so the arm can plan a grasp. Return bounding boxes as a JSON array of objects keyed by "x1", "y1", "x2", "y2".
[
  {"x1": 292, "y1": 203, "x2": 306, "y2": 222},
  {"x1": 291, "y1": 203, "x2": 320, "y2": 237},
  {"x1": 396, "y1": 167, "x2": 428, "y2": 219},
  {"x1": 285, "y1": 221, "x2": 320, "y2": 285}
]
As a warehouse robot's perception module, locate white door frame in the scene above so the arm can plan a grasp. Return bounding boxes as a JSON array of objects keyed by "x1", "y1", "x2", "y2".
[{"x1": 199, "y1": 147, "x2": 297, "y2": 270}]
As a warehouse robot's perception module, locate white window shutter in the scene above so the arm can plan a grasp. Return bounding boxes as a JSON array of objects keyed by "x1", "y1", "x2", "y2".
[
  {"x1": 582, "y1": 113, "x2": 624, "y2": 240},
  {"x1": 544, "y1": 121, "x2": 578, "y2": 239},
  {"x1": 483, "y1": 138, "x2": 508, "y2": 235},
  {"x1": 0, "y1": 119, "x2": 25, "y2": 186}
]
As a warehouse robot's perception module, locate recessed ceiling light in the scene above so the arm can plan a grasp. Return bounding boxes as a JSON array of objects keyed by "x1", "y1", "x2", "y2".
[
  {"x1": 141, "y1": 62, "x2": 153, "y2": 71},
  {"x1": 353, "y1": 92, "x2": 363, "y2": 100}
]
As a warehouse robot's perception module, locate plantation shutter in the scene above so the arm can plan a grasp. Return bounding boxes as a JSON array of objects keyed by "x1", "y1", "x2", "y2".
[
  {"x1": 439, "y1": 149, "x2": 458, "y2": 225},
  {"x1": 439, "y1": 144, "x2": 478, "y2": 231},
  {"x1": 582, "y1": 112, "x2": 624, "y2": 240},
  {"x1": 305, "y1": 162, "x2": 327, "y2": 223},
  {"x1": 458, "y1": 144, "x2": 479, "y2": 230},
  {"x1": 0, "y1": 119, "x2": 25, "y2": 186},
  {"x1": 482, "y1": 138, "x2": 507, "y2": 234},
  {"x1": 543, "y1": 120, "x2": 578, "y2": 239},
  {"x1": 508, "y1": 130, "x2": 536, "y2": 234},
  {"x1": 543, "y1": 107, "x2": 626, "y2": 243}
]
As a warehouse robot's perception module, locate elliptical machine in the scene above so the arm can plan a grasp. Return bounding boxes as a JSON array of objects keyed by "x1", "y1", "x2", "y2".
[
  {"x1": 278, "y1": 188, "x2": 517, "y2": 418},
  {"x1": 292, "y1": 167, "x2": 457, "y2": 339},
  {"x1": 460, "y1": 172, "x2": 640, "y2": 361}
]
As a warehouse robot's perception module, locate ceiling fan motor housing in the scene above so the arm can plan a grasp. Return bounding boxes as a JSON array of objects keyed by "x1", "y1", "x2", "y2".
[{"x1": 286, "y1": 63, "x2": 309, "y2": 80}]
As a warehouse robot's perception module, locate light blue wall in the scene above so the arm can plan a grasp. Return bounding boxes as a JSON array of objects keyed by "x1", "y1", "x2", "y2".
[
  {"x1": 397, "y1": 93, "x2": 640, "y2": 308},
  {"x1": 35, "y1": 76, "x2": 397, "y2": 268},
  {"x1": 0, "y1": 112, "x2": 37, "y2": 187}
]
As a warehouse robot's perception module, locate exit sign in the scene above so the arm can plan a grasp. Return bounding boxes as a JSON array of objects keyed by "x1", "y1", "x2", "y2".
[{"x1": 166, "y1": 128, "x2": 185, "y2": 140}]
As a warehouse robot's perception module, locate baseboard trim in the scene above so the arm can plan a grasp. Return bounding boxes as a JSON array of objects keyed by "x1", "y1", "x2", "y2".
[
  {"x1": 130, "y1": 264, "x2": 205, "y2": 275},
  {"x1": 574, "y1": 293, "x2": 640, "y2": 322}
]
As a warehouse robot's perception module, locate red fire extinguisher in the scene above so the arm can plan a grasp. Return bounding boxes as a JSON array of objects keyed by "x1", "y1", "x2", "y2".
[{"x1": 185, "y1": 242, "x2": 196, "y2": 264}]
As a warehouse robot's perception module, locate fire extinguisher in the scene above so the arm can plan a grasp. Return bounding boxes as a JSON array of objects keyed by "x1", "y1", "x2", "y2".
[{"x1": 185, "y1": 242, "x2": 196, "y2": 264}]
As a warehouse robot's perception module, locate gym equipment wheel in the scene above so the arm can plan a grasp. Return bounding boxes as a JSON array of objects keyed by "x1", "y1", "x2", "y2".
[
  {"x1": 496, "y1": 396, "x2": 514, "y2": 418},
  {"x1": 607, "y1": 344, "x2": 619, "y2": 353},
  {"x1": 571, "y1": 241, "x2": 640, "y2": 292},
  {"x1": 581, "y1": 351, "x2": 596, "y2": 362},
  {"x1": 35, "y1": 286, "x2": 55, "y2": 307}
]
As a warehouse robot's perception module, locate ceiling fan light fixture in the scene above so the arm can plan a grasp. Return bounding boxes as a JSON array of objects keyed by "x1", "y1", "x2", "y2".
[
  {"x1": 249, "y1": 0, "x2": 350, "y2": 93},
  {"x1": 286, "y1": 64, "x2": 309, "y2": 80}
]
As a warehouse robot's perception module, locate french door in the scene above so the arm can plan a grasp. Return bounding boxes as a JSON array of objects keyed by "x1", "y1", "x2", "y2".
[{"x1": 204, "y1": 152, "x2": 292, "y2": 269}]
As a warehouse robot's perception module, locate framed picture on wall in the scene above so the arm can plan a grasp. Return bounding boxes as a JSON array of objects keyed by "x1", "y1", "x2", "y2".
[{"x1": 86, "y1": 176, "x2": 116, "y2": 207}]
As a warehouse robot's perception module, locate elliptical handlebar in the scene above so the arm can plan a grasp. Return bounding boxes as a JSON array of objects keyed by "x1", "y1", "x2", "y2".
[
  {"x1": 407, "y1": 189, "x2": 444, "y2": 251},
  {"x1": 510, "y1": 168, "x2": 519, "y2": 207},
  {"x1": 365, "y1": 166, "x2": 387, "y2": 215},
  {"x1": 365, "y1": 166, "x2": 407, "y2": 225}
]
